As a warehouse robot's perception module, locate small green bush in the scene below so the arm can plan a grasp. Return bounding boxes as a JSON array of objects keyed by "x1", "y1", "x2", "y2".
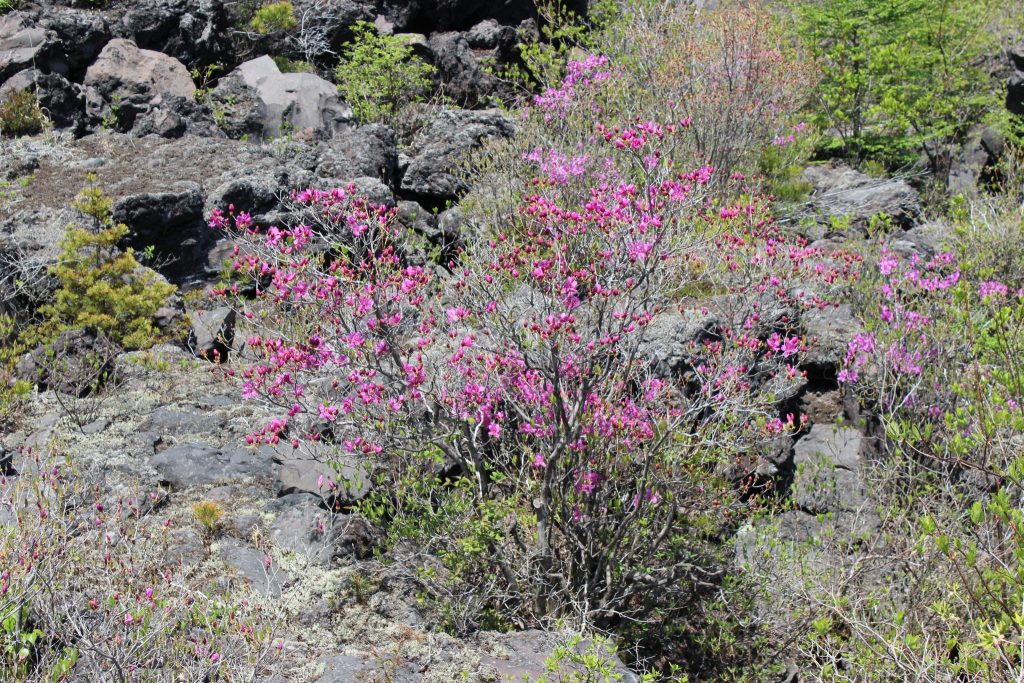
[
  {"x1": 248, "y1": 1, "x2": 296, "y2": 34},
  {"x1": 271, "y1": 55, "x2": 313, "y2": 73},
  {"x1": 32, "y1": 179, "x2": 176, "y2": 351},
  {"x1": 0, "y1": 314, "x2": 31, "y2": 426},
  {"x1": 334, "y1": 21, "x2": 436, "y2": 124},
  {"x1": 791, "y1": 0, "x2": 1002, "y2": 171},
  {"x1": 0, "y1": 90, "x2": 45, "y2": 137}
]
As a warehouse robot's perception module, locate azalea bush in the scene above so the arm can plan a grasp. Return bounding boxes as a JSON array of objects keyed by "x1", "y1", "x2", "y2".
[
  {"x1": 211, "y1": 52, "x2": 858, "y2": 645},
  {"x1": 602, "y1": 1, "x2": 815, "y2": 194},
  {"x1": 748, "y1": 198, "x2": 1024, "y2": 681}
]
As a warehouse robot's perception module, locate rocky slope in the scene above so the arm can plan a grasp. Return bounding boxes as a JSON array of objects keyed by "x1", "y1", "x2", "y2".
[{"x1": 2, "y1": 1, "x2": 1023, "y2": 681}]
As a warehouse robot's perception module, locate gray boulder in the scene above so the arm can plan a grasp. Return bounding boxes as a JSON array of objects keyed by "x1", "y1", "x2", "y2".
[
  {"x1": 315, "y1": 654, "x2": 422, "y2": 683},
  {"x1": 289, "y1": 0, "x2": 375, "y2": 58},
  {"x1": 466, "y1": 18, "x2": 517, "y2": 49},
  {"x1": 315, "y1": 124, "x2": 399, "y2": 186},
  {"x1": 638, "y1": 308, "x2": 724, "y2": 378},
  {"x1": 799, "y1": 300, "x2": 864, "y2": 370},
  {"x1": 131, "y1": 93, "x2": 225, "y2": 139},
  {"x1": 948, "y1": 126, "x2": 1004, "y2": 195},
  {"x1": 36, "y1": 7, "x2": 111, "y2": 80},
  {"x1": 427, "y1": 31, "x2": 503, "y2": 108},
  {"x1": 1008, "y1": 71, "x2": 1024, "y2": 117},
  {"x1": 0, "y1": 66, "x2": 36, "y2": 100},
  {"x1": 272, "y1": 441, "x2": 371, "y2": 509},
  {"x1": 400, "y1": 108, "x2": 514, "y2": 202},
  {"x1": 0, "y1": 12, "x2": 55, "y2": 84},
  {"x1": 206, "y1": 74, "x2": 266, "y2": 140},
  {"x1": 16, "y1": 327, "x2": 122, "y2": 396},
  {"x1": 791, "y1": 424, "x2": 870, "y2": 514},
  {"x1": 801, "y1": 164, "x2": 921, "y2": 232},
  {"x1": 35, "y1": 72, "x2": 88, "y2": 134},
  {"x1": 380, "y1": 0, "x2": 554, "y2": 32},
  {"x1": 112, "y1": 185, "x2": 212, "y2": 281},
  {"x1": 219, "y1": 539, "x2": 289, "y2": 596},
  {"x1": 215, "y1": 56, "x2": 354, "y2": 140},
  {"x1": 188, "y1": 307, "x2": 236, "y2": 362},
  {"x1": 1010, "y1": 42, "x2": 1024, "y2": 72},
  {"x1": 267, "y1": 494, "x2": 380, "y2": 564},
  {"x1": 478, "y1": 631, "x2": 640, "y2": 683},
  {"x1": 84, "y1": 39, "x2": 196, "y2": 129},
  {"x1": 150, "y1": 441, "x2": 274, "y2": 489}
]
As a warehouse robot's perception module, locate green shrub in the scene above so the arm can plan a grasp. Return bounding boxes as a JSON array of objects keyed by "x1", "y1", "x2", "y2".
[
  {"x1": 32, "y1": 179, "x2": 176, "y2": 351},
  {"x1": 248, "y1": 1, "x2": 296, "y2": 34},
  {"x1": 271, "y1": 55, "x2": 313, "y2": 73},
  {"x1": 0, "y1": 90, "x2": 45, "y2": 138},
  {"x1": 791, "y1": 0, "x2": 1002, "y2": 171},
  {"x1": 334, "y1": 21, "x2": 436, "y2": 124},
  {"x1": 492, "y1": 0, "x2": 617, "y2": 97},
  {"x1": 0, "y1": 314, "x2": 31, "y2": 426}
]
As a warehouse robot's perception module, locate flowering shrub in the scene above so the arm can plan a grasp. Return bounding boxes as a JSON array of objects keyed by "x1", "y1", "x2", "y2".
[
  {"x1": 212, "y1": 52, "x2": 859, "y2": 639},
  {"x1": 0, "y1": 448, "x2": 279, "y2": 681},
  {"x1": 749, "y1": 198, "x2": 1024, "y2": 682},
  {"x1": 609, "y1": 3, "x2": 815, "y2": 193}
]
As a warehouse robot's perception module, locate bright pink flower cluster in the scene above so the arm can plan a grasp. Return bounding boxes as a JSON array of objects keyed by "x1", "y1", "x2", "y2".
[{"x1": 534, "y1": 55, "x2": 612, "y2": 117}]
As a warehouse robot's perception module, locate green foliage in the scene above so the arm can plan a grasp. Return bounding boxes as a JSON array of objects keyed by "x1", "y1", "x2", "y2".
[
  {"x1": 248, "y1": 1, "x2": 296, "y2": 34},
  {"x1": 271, "y1": 55, "x2": 313, "y2": 73},
  {"x1": 791, "y1": 0, "x2": 1001, "y2": 171},
  {"x1": 333, "y1": 21, "x2": 436, "y2": 124},
  {"x1": 0, "y1": 314, "x2": 31, "y2": 425},
  {"x1": 190, "y1": 63, "x2": 222, "y2": 104},
  {"x1": 33, "y1": 178, "x2": 175, "y2": 350},
  {"x1": 0, "y1": 90, "x2": 46, "y2": 137},
  {"x1": 494, "y1": 0, "x2": 617, "y2": 96}
]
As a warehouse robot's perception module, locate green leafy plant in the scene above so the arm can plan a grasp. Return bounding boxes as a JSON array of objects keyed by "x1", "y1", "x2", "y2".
[
  {"x1": 0, "y1": 90, "x2": 46, "y2": 137},
  {"x1": 190, "y1": 63, "x2": 222, "y2": 103},
  {"x1": 31, "y1": 177, "x2": 176, "y2": 350},
  {"x1": 791, "y1": 0, "x2": 1001, "y2": 172},
  {"x1": 248, "y1": 1, "x2": 296, "y2": 34},
  {"x1": 193, "y1": 501, "x2": 225, "y2": 534},
  {"x1": 333, "y1": 21, "x2": 436, "y2": 124},
  {"x1": 271, "y1": 55, "x2": 313, "y2": 73}
]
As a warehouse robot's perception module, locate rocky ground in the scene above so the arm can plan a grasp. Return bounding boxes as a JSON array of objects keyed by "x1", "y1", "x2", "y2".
[{"x1": 2, "y1": 0, "x2": 1023, "y2": 680}]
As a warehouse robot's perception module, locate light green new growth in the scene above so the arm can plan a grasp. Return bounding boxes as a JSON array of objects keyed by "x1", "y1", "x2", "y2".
[{"x1": 334, "y1": 21, "x2": 436, "y2": 124}]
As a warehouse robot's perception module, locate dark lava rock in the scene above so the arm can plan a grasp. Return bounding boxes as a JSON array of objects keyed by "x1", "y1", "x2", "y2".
[
  {"x1": 16, "y1": 327, "x2": 122, "y2": 396},
  {"x1": 400, "y1": 108, "x2": 514, "y2": 204}
]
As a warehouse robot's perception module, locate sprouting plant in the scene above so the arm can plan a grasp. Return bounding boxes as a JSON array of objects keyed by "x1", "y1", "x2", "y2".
[
  {"x1": 29, "y1": 176, "x2": 176, "y2": 350},
  {"x1": 193, "y1": 501, "x2": 225, "y2": 534}
]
